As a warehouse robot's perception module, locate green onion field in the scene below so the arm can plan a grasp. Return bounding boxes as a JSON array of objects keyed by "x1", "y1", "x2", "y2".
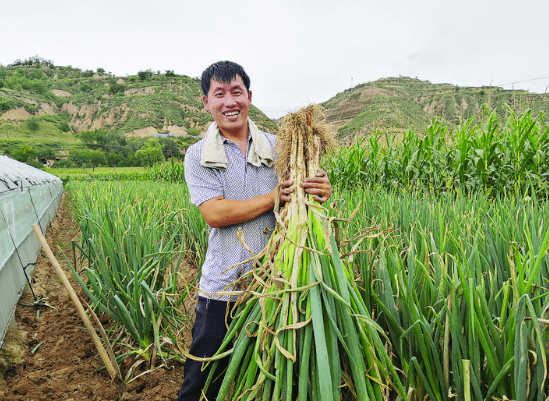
[{"x1": 63, "y1": 107, "x2": 549, "y2": 400}]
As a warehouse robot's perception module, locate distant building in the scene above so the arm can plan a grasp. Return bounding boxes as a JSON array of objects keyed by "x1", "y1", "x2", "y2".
[{"x1": 154, "y1": 133, "x2": 179, "y2": 138}]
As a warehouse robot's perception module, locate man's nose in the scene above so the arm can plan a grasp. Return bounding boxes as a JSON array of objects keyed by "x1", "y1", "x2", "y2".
[{"x1": 225, "y1": 95, "x2": 237, "y2": 106}]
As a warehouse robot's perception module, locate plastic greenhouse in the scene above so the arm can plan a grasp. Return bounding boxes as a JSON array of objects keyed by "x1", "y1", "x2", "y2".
[{"x1": 0, "y1": 155, "x2": 63, "y2": 348}]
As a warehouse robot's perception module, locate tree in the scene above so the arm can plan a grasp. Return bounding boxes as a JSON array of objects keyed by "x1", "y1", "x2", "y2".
[
  {"x1": 12, "y1": 144, "x2": 37, "y2": 162},
  {"x1": 88, "y1": 149, "x2": 107, "y2": 167},
  {"x1": 107, "y1": 151, "x2": 125, "y2": 167},
  {"x1": 135, "y1": 139, "x2": 165, "y2": 166},
  {"x1": 79, "y1": 129, "x2": 108, "y2": 149},
  {"x1": 158, "y1": 137, "x2": 182, "y2": 158},
  {"x1": 94, "y1": 130, "x2": 108, "y2": 148},
  {"x1": 67, "y1": 148, "x2": 106, "y2": 168},
  {"x1": 67, "y1": 149, "x2": 91, "y2": 167},
  {"x1": 80, "y1": 130, "x2": 95, "y2": 146},
  {"x1": 37, "y1": 148, "x2": 56, "y2": 160}
]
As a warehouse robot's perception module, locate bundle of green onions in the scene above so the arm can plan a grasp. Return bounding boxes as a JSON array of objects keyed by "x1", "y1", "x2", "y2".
[{"x1": 203, "y1": 105, "x2": 405, "y2": 400}]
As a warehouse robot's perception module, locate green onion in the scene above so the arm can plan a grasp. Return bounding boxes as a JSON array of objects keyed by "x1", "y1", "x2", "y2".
[{"x1": 201, "y1": 105, "x2": 405, "y2": 400}]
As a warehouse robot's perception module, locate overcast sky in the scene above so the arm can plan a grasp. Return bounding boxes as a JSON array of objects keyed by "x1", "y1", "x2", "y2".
[{"x1": 2, "y1": 0, "x2": 548, "y2": 119}]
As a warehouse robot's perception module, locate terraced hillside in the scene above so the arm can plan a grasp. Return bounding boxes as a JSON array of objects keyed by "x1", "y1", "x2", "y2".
[
  {"x1": 0, "y1": 58, "x2": 277, "y2": 157},
  {"x1": 322, "y1": 76, "x2": 549, "y2": 137},
  {"x1": 2, "y1": 57, "x2": 549, "y2": 155}
]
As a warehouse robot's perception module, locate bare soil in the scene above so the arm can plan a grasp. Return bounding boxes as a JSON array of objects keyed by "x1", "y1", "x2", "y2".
[
  {"x1": 0, "y1": 107, "x2": 33, "y2": 120},
  {"x1": 0, "y1": 192, "x2": 198, "y2": 400}
]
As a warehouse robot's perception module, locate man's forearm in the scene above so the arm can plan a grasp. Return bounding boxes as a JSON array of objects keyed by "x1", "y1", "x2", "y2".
[{"x1": 198, "y1": 192, "x2": 276, "y2": 228}]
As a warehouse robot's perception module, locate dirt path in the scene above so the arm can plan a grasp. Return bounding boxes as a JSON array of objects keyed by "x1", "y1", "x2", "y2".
[{"x1": 1, "y1": 192, "x2": 192, "y2": 400}]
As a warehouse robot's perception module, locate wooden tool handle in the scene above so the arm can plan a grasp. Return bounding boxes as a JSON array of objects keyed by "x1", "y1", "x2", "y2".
[{"x1": 31, "y1": 224, "x2": 123, "y2": 388}]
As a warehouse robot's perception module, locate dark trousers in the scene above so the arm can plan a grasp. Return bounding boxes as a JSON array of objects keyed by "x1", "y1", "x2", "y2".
[{"x1": 177, "y1": 297, "x2": 234, "y2": 401}]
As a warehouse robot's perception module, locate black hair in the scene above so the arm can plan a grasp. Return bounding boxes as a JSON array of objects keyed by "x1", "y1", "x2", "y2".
[{"x1": 201, "y1": 61, "x2": 251, "y2": 96}]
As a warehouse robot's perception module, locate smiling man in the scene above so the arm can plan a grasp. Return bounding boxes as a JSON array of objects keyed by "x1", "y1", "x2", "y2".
[
  {"x1": 203, "y1": 72, "x2": 251, "y2": 149},
  {"x1": 177, "y1": 61, "x2": 332, "y2": 401}
]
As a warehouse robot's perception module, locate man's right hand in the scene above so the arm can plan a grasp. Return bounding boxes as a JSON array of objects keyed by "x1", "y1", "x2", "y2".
[{"x1": 278, "y1": 179, "x2": 294, "y2": 204}]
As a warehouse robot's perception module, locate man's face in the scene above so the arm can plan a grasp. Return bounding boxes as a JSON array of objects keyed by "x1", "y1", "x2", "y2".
[{"x1": 203, "y1": 75, "x2": 252, "y2": 137}]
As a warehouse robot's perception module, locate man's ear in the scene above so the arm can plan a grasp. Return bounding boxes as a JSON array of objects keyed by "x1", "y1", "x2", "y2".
[{"x1": 203, "y1": 94, "x2": 210, "y2": 111}]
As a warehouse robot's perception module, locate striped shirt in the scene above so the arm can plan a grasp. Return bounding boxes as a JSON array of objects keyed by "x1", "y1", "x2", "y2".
[{"x1": 184, "y1": 129, "x2": 278, "y2": 300}]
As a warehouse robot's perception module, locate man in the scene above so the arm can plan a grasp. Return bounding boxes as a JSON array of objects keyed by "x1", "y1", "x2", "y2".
[{"x1": 178, "y1": 61, "x2": 332, "y2": 401}]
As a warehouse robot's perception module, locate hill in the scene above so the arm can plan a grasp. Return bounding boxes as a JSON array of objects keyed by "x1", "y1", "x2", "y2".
[
  {"x1": 2, "y1": 57, "x2": 549, "y2": 163},
  {"x1": 0, "y1": 57, "x2": 277, "y2": 164},
  {"x1": 322, "y1": 76, "x2": 549, "y2": 138}
]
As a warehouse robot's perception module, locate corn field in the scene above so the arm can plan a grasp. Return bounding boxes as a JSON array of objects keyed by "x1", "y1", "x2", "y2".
[
  {"x1": 329, "y1": 107, "x2": 549, "y2": 197},
  {"x1": 63, "y1": 106, "x2": 549, "y2": 399}
]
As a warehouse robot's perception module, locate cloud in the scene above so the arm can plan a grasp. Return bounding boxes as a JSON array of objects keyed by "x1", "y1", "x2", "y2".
[{"x1": 2, "y1": 0, "x2": 549, "y2": 118}]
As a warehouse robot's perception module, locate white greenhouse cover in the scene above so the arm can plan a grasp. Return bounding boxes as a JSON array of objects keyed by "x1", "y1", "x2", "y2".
[{"x1": 0, "y1": 155, "x2": 64, "y2": 348}]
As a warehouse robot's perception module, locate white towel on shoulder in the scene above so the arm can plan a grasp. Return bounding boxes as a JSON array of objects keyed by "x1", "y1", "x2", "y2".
[{"x1": 200, "y1": 118, "x2": 274, "y2": 170}]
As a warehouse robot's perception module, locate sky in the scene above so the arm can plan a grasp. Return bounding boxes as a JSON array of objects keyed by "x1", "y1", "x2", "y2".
[{"x1": 2, "y1": 0, "x2": 548, "y2": 119}]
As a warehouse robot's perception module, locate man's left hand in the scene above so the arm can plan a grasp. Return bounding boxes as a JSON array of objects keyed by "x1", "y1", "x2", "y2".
[{"x1": 301, "y1": 169, "x2": 332, "y2": 204}]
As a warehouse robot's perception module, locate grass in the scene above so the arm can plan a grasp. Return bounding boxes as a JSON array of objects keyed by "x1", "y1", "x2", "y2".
[{"x1": 0, "y1": 119, "x2": 79, "y2": 146}]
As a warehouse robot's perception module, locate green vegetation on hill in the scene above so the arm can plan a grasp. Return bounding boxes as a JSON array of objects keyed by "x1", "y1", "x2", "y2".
[
  {"x1": 0, "y1": 56, "x2": 277, "y2": 136},
  {"x1": 3, "y1": 57, "x2": 549, "y2": 168},
  {"x1": 323, "y1": 76, "x2": 549, "y2": 137},
  {"x1": 0, "y1": 57, "x2": 277, "y2": 168}
]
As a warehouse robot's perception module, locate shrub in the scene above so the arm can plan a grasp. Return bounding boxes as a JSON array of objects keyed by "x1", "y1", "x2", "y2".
[
  {"x1": 27, "y1": 118, "x2": 40, "y2": 131},
  {"x1": 0, "y1": 99, "x2": 15, "y2": 113},
  {"x1": 109, "y1": 83, "x2": 125, "y2": 94},
  {"x1": 138, "y1": 70, "x2": 153, "y2": 81},
  {"x1": 80, "y1": 83, "x2": 93, "y2": 92},
  {"x1": 57, "y1": 119, "x2": 71, "y2": 132},
  {"x1": 25, "y1": 158, "x2": 44, "y2": 169},
  {"x1": 12, "y1": 144, "x2": 37, "y2": 162}
]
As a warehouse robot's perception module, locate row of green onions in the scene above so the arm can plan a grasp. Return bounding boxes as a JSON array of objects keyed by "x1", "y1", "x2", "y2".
[{"x1": 64, "y1": 180, "x2": 208, "y2": 378}]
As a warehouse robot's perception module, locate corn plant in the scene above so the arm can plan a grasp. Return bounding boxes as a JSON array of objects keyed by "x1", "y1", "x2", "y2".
[
  {"x1": 328, "y1": 107, "x2": 549, "y2": 198},
  {"x1": 146, "y1": 160, "x2": 186, "y2": 183}
]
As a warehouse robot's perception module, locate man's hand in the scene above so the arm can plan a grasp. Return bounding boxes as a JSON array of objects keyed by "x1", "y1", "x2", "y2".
[
  {"x1": 277, "y1": 170, "x2": 332, "y2": 205},
  {"x1": 302, "y1": 169, "x2": 332, "y2": 203},
  {"x1": 278, "y1": 179, "x2": 294, "y2": 204}
]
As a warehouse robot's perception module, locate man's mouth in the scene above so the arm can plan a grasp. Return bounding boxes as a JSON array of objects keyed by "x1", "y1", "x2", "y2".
[{"x1": 224, "y1": 111, "x2": 240, "y2": 117}]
